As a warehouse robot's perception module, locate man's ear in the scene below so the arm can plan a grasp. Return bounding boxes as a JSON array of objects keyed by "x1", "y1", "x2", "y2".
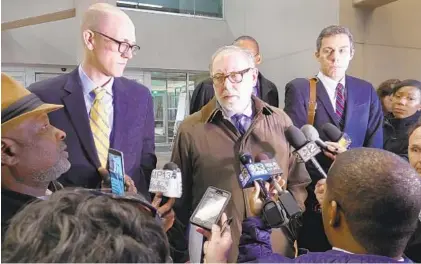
[
  {"x1": 350, "y1": 48, "x2": 355, "y2": 61},
  {"x1": 328, "y1": 200, "x2": 340, "y2": 227},
  {"x1": 255, "y1": 54, "x2": 262, "y2": 65},
  {"x1": 82, "y1": 29, "x2": 95, "y2": 51},
  {"x1": 1, "y1": 138, "x2": 20, "y2": 166},
  {"x1": 252, "y1": 67, "x2": 259, "y2": 86},
  {"x1": 315, "y1": 51, "x2": 320, "y2": 60}
]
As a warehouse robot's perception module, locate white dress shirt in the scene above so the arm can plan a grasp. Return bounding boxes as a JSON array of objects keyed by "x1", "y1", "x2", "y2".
[
  {"x1": 78, "y1": 65, "x2": 115, "y2": 130},
  {"x1": 317, "y1": 72, "x2": 346, "y2": 112}
]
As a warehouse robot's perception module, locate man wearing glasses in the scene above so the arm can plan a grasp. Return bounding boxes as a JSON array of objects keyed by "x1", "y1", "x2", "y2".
[
  {"x1": 170, "y1": 45, "x2": 311, "y2": 263},
  {"x1": 29, "y1": 3, "x2": 156, "y2": 197},
  {"x1": 190, "y1": 36, "x2": 279, "y2": 114}
]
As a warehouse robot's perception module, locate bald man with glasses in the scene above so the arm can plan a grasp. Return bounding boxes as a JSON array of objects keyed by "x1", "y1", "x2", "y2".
[{"x1": 29, "y1": 3, "x2": 156, "y2": 197}]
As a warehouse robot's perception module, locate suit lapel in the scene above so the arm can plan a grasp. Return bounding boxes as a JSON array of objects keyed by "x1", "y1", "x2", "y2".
[
  {"x1": 343, "y1": 75, "x2": 354, "y2": 131},
  {"x1": 111, "y1": 78, "x2": 129, "y2": 150},
  {"x1": 62, "y1": 69, "x2": 100, "y2": 167},
  {"x1": 316, "y1": 80, "x2": 339, "y2": 126}
]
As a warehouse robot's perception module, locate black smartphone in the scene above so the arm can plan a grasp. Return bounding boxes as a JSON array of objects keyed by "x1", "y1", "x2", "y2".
[
  {"x1": 108, "y1": 148, "x2": 125, "y2": 195},
  {"x1": 190, "y1": 187, "x2": 231, "y2": 231}
]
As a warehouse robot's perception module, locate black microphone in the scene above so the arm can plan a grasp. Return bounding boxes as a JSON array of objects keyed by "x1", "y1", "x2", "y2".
[
  {"x1": 285, "y1": 125, "x2": 327, "y2": 178},
  {"x1": 255, "y1": 153, "x2": 302, "y2": 220},
  {"x1": 321, "y1": 123, "x2": 352, "y2": 149},
  {"x1": 301, "y1": 124, "x2": 337, "y2": 154},
  {"x1": 239, "y1": 153, "x2": 254, "y2": 165}
]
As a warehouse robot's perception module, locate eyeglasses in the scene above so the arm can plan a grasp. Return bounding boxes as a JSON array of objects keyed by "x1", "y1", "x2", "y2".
[
  {"x1": 92, "y1": 30, "x2": 140, "y2": 55},
  {"x1": 212, "y1": 68, "x2": 253, "y2": 86}
]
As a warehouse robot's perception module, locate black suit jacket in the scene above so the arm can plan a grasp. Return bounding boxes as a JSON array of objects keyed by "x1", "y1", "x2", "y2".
[
  {"x1": 29, "y1": 69, "x2": 157, "y2": 197},
  {"x1": 189, "y1": 72, "x2": 279, "y2": 114}
]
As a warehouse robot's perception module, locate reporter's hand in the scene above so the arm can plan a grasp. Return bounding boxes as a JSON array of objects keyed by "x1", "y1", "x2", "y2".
[
  {"x1": 315, "y1": 179, "x2": 327, "y2": 206},
  {"x1": 249, "y1": 179, "x2": 286, "y2": 217},
  {"x1": 123, "y1": 175, "x2": 137, "y2": 193},
  {"x1": 197, "y1": 213, "x2": 232, "y2": 263},
  {"x1": 249, "y1": 181, "x2": 266, "y2": 217},
  {"x1": 151, "y1": 192, "x2": 176, "y2": 232},
  {"x1": 323, "y1": 141, "x2": 347, "y2": 160},
  {"x1": 97, "y1": 167, "x2": 137, "y2": 193}
]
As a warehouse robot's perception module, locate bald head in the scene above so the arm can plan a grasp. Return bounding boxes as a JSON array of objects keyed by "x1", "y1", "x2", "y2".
[
  {"x1": 80, "y1": 3, "x2": 137, "y2": 79},
  {"x1": 325, "y1": 148, "x2": 421, "y2": 257},
  {"x1": 81, "y1": 3, "x2": 134, "y2": 33}
]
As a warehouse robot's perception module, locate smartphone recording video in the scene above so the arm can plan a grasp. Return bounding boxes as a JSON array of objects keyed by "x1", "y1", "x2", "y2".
[
  {"x1": 190, "y1": 187, "x2": 231, "y2": 230},
  {"x1": 108, "y1": 148, "x2": 125, "y2": 195}
]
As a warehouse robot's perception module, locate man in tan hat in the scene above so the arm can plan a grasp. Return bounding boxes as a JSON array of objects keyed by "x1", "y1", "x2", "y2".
[{"x1": 1, "y1": 73, "x2": 71, "y2": 240}]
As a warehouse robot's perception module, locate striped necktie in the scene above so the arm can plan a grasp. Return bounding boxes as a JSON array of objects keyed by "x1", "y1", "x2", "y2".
[
  {"x1": 335, "y1": 83, "x2": 346, "y2": 129},
  {"x1": 231, "y1": 114, "x2": 246, "y2": 135},
  {"x1": 90, "y1": 87, "x2": 110, "y2": 167}
]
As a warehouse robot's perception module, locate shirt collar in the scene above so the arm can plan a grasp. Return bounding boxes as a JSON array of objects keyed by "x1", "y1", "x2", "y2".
[
  {"x1": 317, "y1": 71, "x2": 346, "y2": 88},
  {"x1": 217, "y1": 100, "x2": 253, "y2": 120},
  {"x1": 78, "y1": 65, "x2": 114, "y2": 97},
  {"x1": 332, "y1": 247, "x2": 404, "y2": 262},
  {"x1": 202, "y1": 96, "x2": 273, "y2": 124}
]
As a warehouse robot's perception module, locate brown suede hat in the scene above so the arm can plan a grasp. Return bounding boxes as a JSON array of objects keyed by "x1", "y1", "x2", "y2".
[{"x1": 1, "y1": 73, "x2": 63, "y2": 132}]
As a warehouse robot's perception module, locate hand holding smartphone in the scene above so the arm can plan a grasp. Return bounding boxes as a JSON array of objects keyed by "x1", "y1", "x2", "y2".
[
  {"x1": 190, "y1": 187, "x2": 231, "y2": 231},
  {"x1": 107, "y1": 148, "x2": 125, "y2": 195}
]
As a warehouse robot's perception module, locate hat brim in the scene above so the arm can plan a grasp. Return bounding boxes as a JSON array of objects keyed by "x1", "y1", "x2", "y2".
[{"x1": 2, "y1": 103, "x2": 63, "y2": 132}]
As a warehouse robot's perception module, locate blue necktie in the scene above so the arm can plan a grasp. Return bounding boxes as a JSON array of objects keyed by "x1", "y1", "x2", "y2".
[{"x1": 231, "y1": 114, "x2": 246, "y2": 135}]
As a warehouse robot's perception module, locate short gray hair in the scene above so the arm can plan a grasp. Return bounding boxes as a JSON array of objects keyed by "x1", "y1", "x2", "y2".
[
  {"x1": 209, "y1": 45, "x2": 255, "y2": 76},
  {"x1": 316, "y1": 25, "x2": 354, "y2": 52}
]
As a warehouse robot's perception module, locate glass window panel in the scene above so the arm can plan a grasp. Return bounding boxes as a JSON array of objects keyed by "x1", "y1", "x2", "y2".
[{"x1": 116, "y1": 0, "x2": 222, "y2": 18}]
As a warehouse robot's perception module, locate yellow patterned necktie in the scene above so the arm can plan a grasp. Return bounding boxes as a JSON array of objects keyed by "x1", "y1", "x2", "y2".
[{"x1": 89, "y1": 87, "x2": 110, "y2": 167}]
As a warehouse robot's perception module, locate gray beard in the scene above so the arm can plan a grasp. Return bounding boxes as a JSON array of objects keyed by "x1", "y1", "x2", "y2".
[{"x1": 30, "y1": 156, "x2": 71, "y2": 187}]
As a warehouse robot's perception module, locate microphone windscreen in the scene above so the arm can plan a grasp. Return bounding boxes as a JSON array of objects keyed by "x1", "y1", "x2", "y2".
[
  {"x1": 301, "y1": 124, "x2": 320, "y2": 142},
  {"x1": 285, "y1": 125, "x2": 307, "y2": 149},
  {"x1": 163, "y1": 162, "x2": 179, "y2": 170},
  {"x1": 239, "y1": 153, "x2": 253, "y2": 165},
  {"x1": 321, "y1": 123, "x2": 343, "y2": 142}
]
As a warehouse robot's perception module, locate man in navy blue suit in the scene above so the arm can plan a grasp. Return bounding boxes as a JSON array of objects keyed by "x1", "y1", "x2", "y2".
[
  {"x1": 29, "y1": 3, "x2": 156, "y2": 197},
  {"x1": 284, "y1": 25, "x2": 383, "y2": 252}
]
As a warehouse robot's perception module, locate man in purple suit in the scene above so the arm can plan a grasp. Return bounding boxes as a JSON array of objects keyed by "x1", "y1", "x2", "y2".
[
  {"x1": 29, "y1": 3, "x2": 156, "y2": 197},
  {"x1": 284, "y1": 25, "x2": 384, "y2": 252}
]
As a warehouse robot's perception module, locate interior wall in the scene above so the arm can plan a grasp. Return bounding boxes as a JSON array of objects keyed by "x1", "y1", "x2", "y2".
[
  {"x1": 340, "y1": 0, "x2": 421, "y2": 87},
  {"x1": 1, "y1": 0, "x2": 233, "y2": 71},
  {"x1": 4, "y1": 0, "x2": 417, "y2": 101},
  {"x1": 225, "y1": 0, "x2": 340, "y2": 107}
]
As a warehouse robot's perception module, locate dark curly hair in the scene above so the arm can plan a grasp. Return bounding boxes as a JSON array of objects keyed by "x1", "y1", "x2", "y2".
[{"x1": 1, "y1": 189, "x2": 170, "y2": 263}]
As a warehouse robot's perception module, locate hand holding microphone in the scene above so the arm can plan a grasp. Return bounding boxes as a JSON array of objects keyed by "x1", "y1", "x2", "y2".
[
  {"x1": 151, "y1": 192, "x2": 176, "y2": 232},
  {"x1": 323, "y1": 142, "x2": 347, "y2": 160},
  {"x1": 249, "y1": 179, "x2": 286, "y2": 217},
  {"x1": 148, "y1": 162, "x2": 183, "y2": 232},
  {"x1": 321, "y1": 123, "x2": 352, "y2": 149},
  {"x1": 285, "y1": 125, "x2": 327, "y2": 178},
  {"x1": 301, "y1": 124, "x2": 346, "y2": 160},
  {"x1": 315, "y1": 178, "x2": 327, "y2": 207}
]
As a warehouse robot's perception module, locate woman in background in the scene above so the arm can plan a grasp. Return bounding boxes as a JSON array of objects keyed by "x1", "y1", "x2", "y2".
[{"x1": 383, "y1": 79, "x2": 421, "y2": 159}]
